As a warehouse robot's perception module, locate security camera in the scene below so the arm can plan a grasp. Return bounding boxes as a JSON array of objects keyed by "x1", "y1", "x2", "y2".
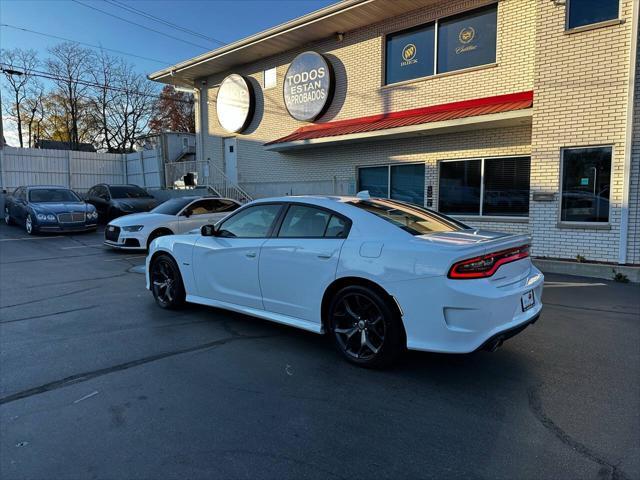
[{"x1": 201, "y1": 80, "x2": 207, "y2": 86}]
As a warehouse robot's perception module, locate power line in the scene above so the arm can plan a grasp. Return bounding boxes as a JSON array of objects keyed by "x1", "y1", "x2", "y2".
[
  {"x1": 103, "y1": 0, "x2": 225, "y2": 46},
  {"x1": 0, "y1": 64, "x2": 194, "y2": 104},
  {"x1": 71, "y1": 0, "x2": 211, "y2": 51},
  {"x1": 1, "y1": 24, "x2": 171, "y2": 65}
]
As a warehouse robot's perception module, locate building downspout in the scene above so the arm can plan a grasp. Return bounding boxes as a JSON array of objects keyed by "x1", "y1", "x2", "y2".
[{"x1": 619, "y1": 0, "x2": 639, "y2": 265}]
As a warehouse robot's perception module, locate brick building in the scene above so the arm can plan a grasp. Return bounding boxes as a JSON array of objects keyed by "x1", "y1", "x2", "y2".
[{"x1": 150, "y1": 0, "x2": 639, "y2": 265}]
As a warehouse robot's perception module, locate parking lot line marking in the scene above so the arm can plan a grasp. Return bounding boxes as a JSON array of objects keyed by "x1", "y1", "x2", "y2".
[
  {"x1": 0, "y1": 236, "x2": 64, "y2": 242},
  {"x1": 544, "y1": 282, "x2": 606, "y2": 288},
  {"x1": 103, "y1": 255, "x2": 146, "y2": 262},
  {"x1": 60, "y1": 244, "x2": 105, "y2": 250},
  {"x1": 73, "y1": 391, "x2": 99, "y2": 404}
]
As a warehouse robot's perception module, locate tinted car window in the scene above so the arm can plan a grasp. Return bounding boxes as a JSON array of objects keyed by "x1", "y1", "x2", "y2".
[
  {"x1": 278, "y1": 205, "x2": 331, "y2": 238},
  {"x1": 29, "y1": 189, "x2": 81, "y2": 203},
  {"x1": 218, "y1": 204, "x2": 281, "y2": 238},
  {"x1": 325, "y1": 215, "x2": 348, "y2": 238},
  {"x1": 188, "y1": 199, "x2": 239, "y2": 215},
  {"x1": 152, "y1": 198, "x2": 195, "y2": 215},
  {"x1": 348, "y1": 199, "x2": 467, "y2": 235},
  {"x1": 109, "y1": 185, "x2": 151, "y2": 199}
]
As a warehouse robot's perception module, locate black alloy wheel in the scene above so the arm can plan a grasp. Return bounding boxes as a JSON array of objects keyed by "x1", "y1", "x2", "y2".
[
  {"x1": 150, "y1": 254, "x2": 185, "y2": 309},
  {"x1": 328, "y1": 285, "x2": 405, "y2": 368}
]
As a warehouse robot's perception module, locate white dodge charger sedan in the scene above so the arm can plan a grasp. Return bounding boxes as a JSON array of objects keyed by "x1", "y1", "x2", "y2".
[
  {"x1": 105, "y1": 196, "x2": 240, "y2": 250},
  {"x1": 146, "y1": 195, "x2": 543, "y2": 367}
]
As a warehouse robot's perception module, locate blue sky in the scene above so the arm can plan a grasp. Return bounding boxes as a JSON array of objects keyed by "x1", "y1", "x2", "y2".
[
  {"x1": 1, "y1": 0, "x2": 335, "y2": 75},
  {"x1": 0, "y1": 0, "x2": 336, "y2": 145}
]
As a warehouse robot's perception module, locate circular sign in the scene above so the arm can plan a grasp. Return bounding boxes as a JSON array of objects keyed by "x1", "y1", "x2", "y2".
[
  {"x1": 402, "y1": 43, "x2": 417, "y2": 61},
  {"x1": 283, "y1": 51, "x2": 334, "y2": 122},
  {"x1": 459, "y1": 27, "x2": 475, "y2": 44},
  {"x1": 216, "y1": 74, "x2": 255, "y2": 133}
]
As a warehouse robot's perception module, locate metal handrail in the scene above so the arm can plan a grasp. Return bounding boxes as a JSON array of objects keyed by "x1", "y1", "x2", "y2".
[{"x1": 164, "y1": 159, "x2": 253, "y2": 203}]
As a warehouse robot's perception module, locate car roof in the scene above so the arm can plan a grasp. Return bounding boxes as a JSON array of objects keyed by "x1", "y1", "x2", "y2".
[{"x1": 24, "y1": 185, "x2": 70, "y2": 190}]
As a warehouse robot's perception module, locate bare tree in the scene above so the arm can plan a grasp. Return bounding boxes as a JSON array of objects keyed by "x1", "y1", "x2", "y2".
[
  {"x1": 45, "y1": 42, "x2": 96, "y2": 150},
  {"x1": 90, "y1": 52, "x2": 157, "y2": 152},
  {"x1": 1, "y1": 48, "x2": 39, "y2": 147},
  {"x1": 19, "y1": 80, "x2": 45, "y2": 148}
]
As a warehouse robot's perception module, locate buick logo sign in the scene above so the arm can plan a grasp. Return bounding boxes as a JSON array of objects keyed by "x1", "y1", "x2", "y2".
[
  {"x1": 283, "y1": 51, "x2": 334, "y2": 122},
  {"x1": 216, "y1": 74, "x2": 255, "y2": 133}
]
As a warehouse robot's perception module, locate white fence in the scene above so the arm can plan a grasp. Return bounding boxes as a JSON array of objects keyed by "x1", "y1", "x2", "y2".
[
  {"x1": 0, "y1": 146, "x2": 163, "y2": 193},
  {"x1": 125, "y1": 150, "x2": 163, "y2": 189}
]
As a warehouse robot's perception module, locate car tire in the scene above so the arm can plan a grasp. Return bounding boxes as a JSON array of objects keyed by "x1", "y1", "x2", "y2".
[
  {"x1": 150, "y1": 254, "x2": 186, "y2": 309},
  {"x1": 25, "y1": 214, "x2": 37, "y2": 235},
  {"x1": 327, "y1": 285, "x2": 405, "y2": 368},
  {"x1": 4, "y1": 208, "x2": 14, "y2": 225},
  {"x1": 147, "y1": 229, "x2": 172, "y2": 250}
]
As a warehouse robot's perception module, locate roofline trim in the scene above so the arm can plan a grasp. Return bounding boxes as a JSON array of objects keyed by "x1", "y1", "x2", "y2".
[{"x1": 148, "y1": 0, "x2": 373, "y2": 82}]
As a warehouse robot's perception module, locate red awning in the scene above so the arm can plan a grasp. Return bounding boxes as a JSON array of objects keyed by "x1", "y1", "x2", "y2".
[{"x1": 265, "y1": 91, "x2": 533, "y2": 147}]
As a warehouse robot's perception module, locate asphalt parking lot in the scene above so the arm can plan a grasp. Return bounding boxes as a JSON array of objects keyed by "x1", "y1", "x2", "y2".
[{"x1": 0, "y1": 223, "x2": 638, "y2": 480}]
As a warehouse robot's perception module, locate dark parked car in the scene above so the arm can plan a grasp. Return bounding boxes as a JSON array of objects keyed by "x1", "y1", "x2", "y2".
[
  {"x1": 85, "y1": 184, "x2": 157, "y2": 221},
  {"x1": 4, "y1": 185, "x2": 99, "y2": 235}
]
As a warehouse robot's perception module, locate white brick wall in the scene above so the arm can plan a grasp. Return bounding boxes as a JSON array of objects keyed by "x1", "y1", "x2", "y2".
[{"x1": 191, "y1": 0, "x2": 637, "y2": 264}]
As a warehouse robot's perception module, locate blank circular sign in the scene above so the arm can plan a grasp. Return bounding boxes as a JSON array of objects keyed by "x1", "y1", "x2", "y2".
[
  {"x1": 216, "y1": 74, "x2": 255, "y2": 133},
  {"x1": 283, "y1": 52, "x2": 334, "y2": 122}
]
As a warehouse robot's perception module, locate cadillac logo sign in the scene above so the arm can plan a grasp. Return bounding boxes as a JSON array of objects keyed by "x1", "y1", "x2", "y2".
[
  {"x1": 216, "y1": 74, "x2": 255, "y2": 133},
  {"x1": 457, "y1": 27, "x2": 478, "y2": 54},
  {"x1": 459, "y1": 27, "x2": 475, "y2": 44},
  {"x1": 283, "y1": 51, "x2": 334, "y2": 122}
]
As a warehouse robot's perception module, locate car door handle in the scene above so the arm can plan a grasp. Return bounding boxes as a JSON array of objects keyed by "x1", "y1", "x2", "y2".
[
  {"x1": 246, "y1": 251, "x2": 257, "y2": 258},
  {"x1": 317, "y1": 252, "x2": 332, "y2": 259}
]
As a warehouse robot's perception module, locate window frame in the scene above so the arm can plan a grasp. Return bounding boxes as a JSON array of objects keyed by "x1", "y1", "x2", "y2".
[
  {"x1": 216, "y1": 202, "x2": 285, "y2": 239},
  {"x1": 565, "y1": 0, "x2": 621, "y2": 32},
  {"x1": 438, "y1": 155, "x2": 532, "y2": 219},
  {"x1": 558, "y1": 145, "x2": 613, "y2": 226},
  {"x1": 382, "y1": 2, "x2": 499, "y2": 86},
  {"x1": 273, "y1": 202, "x2": 353, "y2": 240},
  {"x1": 356, "y1": 162, "x2": 426, "y2": 206}
]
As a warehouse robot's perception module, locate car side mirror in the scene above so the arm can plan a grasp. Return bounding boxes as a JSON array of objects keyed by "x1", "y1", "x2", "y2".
[
  {"x1": 201, "y1": 224, "x2": 217, "y2": 237},
  {"x1": 183, "y1": 209, "x2": 192, "y2": 218}
]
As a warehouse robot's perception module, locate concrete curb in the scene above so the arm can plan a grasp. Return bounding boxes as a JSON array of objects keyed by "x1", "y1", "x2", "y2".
[{"x1": 533, "y1": 259, "x2": 640, "y2": 283}]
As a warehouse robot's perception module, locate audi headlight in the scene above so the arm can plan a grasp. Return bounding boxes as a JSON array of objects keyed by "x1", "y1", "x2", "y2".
[{"x1": 122, "y1": 225, "x2": 143, "y2": 232}]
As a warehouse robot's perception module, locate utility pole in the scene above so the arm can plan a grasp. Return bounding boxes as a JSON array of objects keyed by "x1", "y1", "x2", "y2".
[{"x1": 0, "y1": 67, "x2": 25, "y2": 149}]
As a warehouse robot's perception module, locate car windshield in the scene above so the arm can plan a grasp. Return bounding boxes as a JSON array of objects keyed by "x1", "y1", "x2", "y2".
[
  {"x1": 347, "y1": 198, "x2": 469, "y2": 235},
  {"x1": 29, "y1": 188, "x2": 81, "y2": 203},
  {"x1": 109, "y1": 185, "x2": 151, "y2": 199},
  {"x1": 151, "y1": 197, "x2": 196, "y2": 215}
]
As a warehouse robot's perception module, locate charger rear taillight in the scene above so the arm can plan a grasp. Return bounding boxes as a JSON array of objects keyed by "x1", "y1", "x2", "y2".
[{"x1": 448, "y1": 245, "x2": 530, "y2": 279}]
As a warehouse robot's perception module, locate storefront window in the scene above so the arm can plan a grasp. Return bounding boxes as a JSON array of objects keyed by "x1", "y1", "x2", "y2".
[
  {"x1": 483, "y1": 157, "x2": 531, "y2": 216},
  {"x1": 439, "y1": 156, "x2": 531, "y2": 217},
  {"x1": 358, "y1": 166, "x2": 388, "y2": 198},
  {"x1": 385, "y1": 24, "x2": 435, "y2": 85},
  {"x1": 561, "y1": 147, "x2": 611, "y2": 223},
  {"x1": 358, "y1": 164, "x2": 425, "y2": 205},
  {"x1": 436, "y1": 4, "x2": 497, "y2": 74},
  {"x1": 567, "y1": 0, "x2": 619, "y2": 30},
  {"x1": 439, "y1": 160, "x2": 481, "y2": 215}
]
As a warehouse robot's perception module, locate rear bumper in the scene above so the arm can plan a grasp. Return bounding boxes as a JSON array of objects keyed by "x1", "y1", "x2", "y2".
[
  {"x1": 477, "y1": 311, "x2": 541, "y2": 352},
  {"x1": 388, "y1": 263, "x2": 544, "y2": 354}
]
